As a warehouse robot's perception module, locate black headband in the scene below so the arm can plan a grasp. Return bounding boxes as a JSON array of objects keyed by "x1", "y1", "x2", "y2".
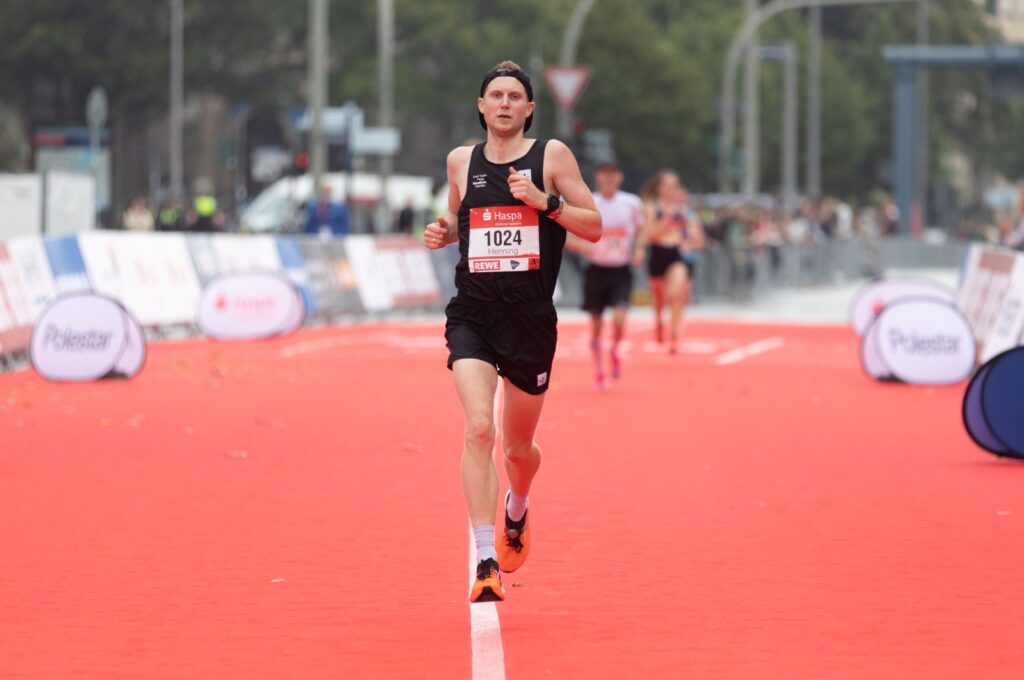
[{"x1": 478, "y1": 68, "x2": 534, "y2": 133}]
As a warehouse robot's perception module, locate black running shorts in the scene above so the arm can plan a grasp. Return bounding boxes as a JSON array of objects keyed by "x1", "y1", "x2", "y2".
[
  {"x1": 647, "y1": 244, "x2": 684, "y2": 278},
  {"x1": 445, "y1": 297, "x2": 558, "y2": 396},
  {"x1": 582, "y1": 264, "x2": 632, "y2": 314}
]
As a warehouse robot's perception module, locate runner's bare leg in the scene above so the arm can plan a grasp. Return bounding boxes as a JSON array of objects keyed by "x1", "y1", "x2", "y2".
[
  {"x1": 454, "y1": 358, "x2": 500, "y2": 527},
  {"x1": 501, "y1": 380, "x2": 545, "y2": 499}
]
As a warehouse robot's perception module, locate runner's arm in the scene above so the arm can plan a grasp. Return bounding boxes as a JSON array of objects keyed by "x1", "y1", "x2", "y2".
[
  {"x1": 632, "y1": 208, "x2": 647, "y2": 267},
  {"x1": 546, "y1": 141, "x2": 602, "y2": 243},
  {"x1": 424, "y1": 147, "x2": 470, "y2": 249}
]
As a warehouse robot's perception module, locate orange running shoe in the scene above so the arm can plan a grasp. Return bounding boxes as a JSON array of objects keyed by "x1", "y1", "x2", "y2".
[
  {"x1": 495, "y1": 491, "x2": 531, "y2": 573},
  {"x1": 469, "y1": 558, "x2": 505, "y2": 603}
]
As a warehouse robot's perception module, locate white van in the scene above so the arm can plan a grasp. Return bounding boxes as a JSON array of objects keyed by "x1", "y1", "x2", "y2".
[{"x1": 240, "y1": 172, "x2": 438, "y2": 233}]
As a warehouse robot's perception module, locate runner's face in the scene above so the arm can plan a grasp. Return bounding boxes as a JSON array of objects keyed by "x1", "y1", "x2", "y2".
[
  {"x1": 596, "y1": 168, "x2": 622, "y2": 196},
  {"x1": 478, "y1": 77, "x2": 534, "y2": 134},
  {"x1": 657, "y1": 173, "x2": 680, "y2": 201}
]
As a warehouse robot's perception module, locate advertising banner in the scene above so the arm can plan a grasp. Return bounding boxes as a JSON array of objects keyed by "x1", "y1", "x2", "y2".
[
  {"x1": 78, "y1": 232, "x2": 201, "y2": 326},
  {"x1": 345, "y1": 235, "x2": 442, "y2": 312},
  {"x1": 0, "y1": 173, "x2": 43, "y2": 240},
  {"x1": 956, "y1": 245, "x2": 1024, "y2": 363},
  {"x1": 0, "y1": 243, "x2": 34, "y2": 355},
  {"x1": 344, "y1": 235, "x2": 394, "y2": 312},
  {"x1": 30, "y1": 292, "x2": 145, "y2": 381},
  {"x1": 298, "y1": 239, "x2": 364, "y2": 315},
  {"x1": 275, "y1": 237, "x2": 319, "y2": 314},
  {"x1": 860, "y1": 298, "x2": 975, "y2": 385},
  {"x1": 6, "y1": 236, "x2": 58, "y2": 320},
  {"x1": 197, "y1": 272, "x2": 305, "y2": 341},
  {"x1": 849, "y1": 278, "x2": 955, "y2": 336},
  {"x1": 210, "y1": 233, "x2": 283, "y2": 273},
  {"x1": 374, "y1": 236, "x2": 443, "y2": 309},
  {"x1": 44, "y1": 171, "x2": 96, "y2": 235},
  {"x1": 44, "y1": 235, "x2": 91, "y2": 294}
]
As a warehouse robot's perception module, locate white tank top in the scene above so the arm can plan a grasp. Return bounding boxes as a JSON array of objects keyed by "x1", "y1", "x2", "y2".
[{"x1": 588, "y1": 191, "x2": 644, "y2": 267}]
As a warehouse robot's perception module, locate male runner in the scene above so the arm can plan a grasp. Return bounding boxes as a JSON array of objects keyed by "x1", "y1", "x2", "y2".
[
  {"x1": 423, "y1": 60, "x2": 601, "y2": 602},
  {"x1": 572, "y1": 161, "x2": 645, "y2": 391}
]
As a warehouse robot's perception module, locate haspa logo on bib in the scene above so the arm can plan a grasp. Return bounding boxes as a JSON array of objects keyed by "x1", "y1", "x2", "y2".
[
  {"x1": 198, "y1": 271, "x2": 305, "y2": 341},
  {"x1": 30, "y1": 293, "x2": 146, "y2": 382},
  {"x1": 860, "y1": 298, "x2": 975, "y2": 385}
]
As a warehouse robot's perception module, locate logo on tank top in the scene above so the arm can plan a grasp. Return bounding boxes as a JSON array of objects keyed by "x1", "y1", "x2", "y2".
[
  {"x1": 472, "y1": 173, "x2": 487, "y2": 189},
  {"x1": 518, "y1": 168, "x2": 532, "y2": 181},
  {"x1": 537, "y1": 371, "x2": 548, "y2": 387}
]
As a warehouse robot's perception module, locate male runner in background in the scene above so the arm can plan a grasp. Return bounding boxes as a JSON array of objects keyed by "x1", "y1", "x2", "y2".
[
  {"x1": 423, "y1": 61, "x2": 601, "y2": 602},
  {"x1": 570, "y1": 161, "x2": 645, "y2": 391}
]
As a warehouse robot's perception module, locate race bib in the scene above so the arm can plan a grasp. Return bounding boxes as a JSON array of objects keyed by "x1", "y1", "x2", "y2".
[
  {"x1": 592, "y1": 227, "x2": 631, "y2": 263},
  {"x1": 468, "y1": 206, "x2": 541, "y2": 274}
]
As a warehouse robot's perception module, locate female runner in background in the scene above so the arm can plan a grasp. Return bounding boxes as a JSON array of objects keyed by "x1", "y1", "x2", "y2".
[{"x1": 643, "y1": 170, "x2": 704, "y2": 354}]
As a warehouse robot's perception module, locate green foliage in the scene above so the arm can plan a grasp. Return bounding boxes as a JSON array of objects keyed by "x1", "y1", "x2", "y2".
[{"x1": 0, "y1": 0, "x2": 1021, "y2": 198}]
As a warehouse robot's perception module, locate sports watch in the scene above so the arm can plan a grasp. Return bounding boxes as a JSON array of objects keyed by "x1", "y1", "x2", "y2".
[{"x1": 545, "y1": 193, "x2": 564, "y2": 220}]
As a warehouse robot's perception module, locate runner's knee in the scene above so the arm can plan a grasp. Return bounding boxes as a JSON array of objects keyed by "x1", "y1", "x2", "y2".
[
  {"x1": 503, "y1": 439, "x2": 539, "y2": 462},
  {"x1": 464, "y1": 417, "x2": 496, "y2": 451}
]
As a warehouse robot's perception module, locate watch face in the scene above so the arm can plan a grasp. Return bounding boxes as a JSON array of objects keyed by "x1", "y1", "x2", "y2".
[{"x1": 547, "y1": 194, "x2": 560, "y2": 213}]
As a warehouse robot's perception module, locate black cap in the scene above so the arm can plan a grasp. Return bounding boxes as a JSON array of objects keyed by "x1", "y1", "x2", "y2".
[{"x1": 478, "y1": 68, "x2": 534, "y2": 133}]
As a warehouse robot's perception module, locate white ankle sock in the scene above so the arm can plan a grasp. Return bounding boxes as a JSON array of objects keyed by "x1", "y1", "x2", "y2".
[
  {"x1": 473, "y1": 525, "x2": 497, "y2": 563},
  {"x1": 506, "y1": 492, "x2": 528, "y2": 523}
]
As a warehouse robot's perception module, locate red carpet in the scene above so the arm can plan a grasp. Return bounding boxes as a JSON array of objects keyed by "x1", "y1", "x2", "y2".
[{"x1": 2, "y1": 318, "x2": 1022, "y2": 678}]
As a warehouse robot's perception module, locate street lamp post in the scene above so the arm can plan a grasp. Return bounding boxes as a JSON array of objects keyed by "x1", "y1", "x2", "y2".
[
  {"x1": 556, "y1": 0, "x2": 599, "y2": 142},
  {"x1": 743, "y1": 0, "x2": 760, "y2": 196},
  {"x1": 377, "y1": 0, "x2": 394, "y2": 233},
  {"x1": 308, "y1": 0, "x2": 328, "y2": 192},
  {"x1": 718, "y1": 0, "x2": 940, "y2": 196},
  {"x1": 169, "y1": 0, "x2": 184, "y2": 200}
]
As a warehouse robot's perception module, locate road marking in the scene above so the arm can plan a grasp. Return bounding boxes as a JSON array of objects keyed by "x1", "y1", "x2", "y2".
[
  {"x1": 467, "y1": 380, "x2": 505, "y2": 680},
  {"x1": 714, "y1": 336, "x2": 786, "y2": 365},
  {"x1": 468, "y1": 524, "x2": 506, "y2": 680}
]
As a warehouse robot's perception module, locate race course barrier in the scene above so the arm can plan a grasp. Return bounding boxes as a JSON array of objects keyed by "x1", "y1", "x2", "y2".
[{"x1": 0, "y1": 231, "x2": 455, "y2": 361}]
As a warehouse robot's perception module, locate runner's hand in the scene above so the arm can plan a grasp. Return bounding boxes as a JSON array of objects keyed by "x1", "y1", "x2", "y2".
[
  {"x1": 424, "y1": 217, "x2": 450, "y2": 249},
  {"x1": 508, "y1": 167, "x2": 545, "y2": 210}
]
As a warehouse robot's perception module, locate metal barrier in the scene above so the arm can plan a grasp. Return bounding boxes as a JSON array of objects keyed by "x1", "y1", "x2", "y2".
[{"x1": 557, "y1": 237, "x2": 972, "y2": 308}]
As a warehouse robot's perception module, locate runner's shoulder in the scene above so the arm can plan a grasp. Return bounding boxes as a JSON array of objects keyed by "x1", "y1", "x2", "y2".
[{"x1": 447, "y1": 145, "x2": 475, "y2": 168}]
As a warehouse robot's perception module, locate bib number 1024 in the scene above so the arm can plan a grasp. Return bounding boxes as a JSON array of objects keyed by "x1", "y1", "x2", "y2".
[{"x1": 485, "y1": 229, "x2": 523, "y2": 247}]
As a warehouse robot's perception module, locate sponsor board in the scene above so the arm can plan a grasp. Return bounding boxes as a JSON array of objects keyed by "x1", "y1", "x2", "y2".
[
  {"x1": 78, "y1": 232, "x2": 201, "y2": 326},
  {"x1": 345, "y1": 235, "x2": 442, "y2": 311},
  {"x1": 29, "y1": 292, "x2": 145, "y2": 381},
  {"x1": 0, "y1": 173, "x2": 43, "y2": 239},
  {"x1": 849, "y1": 277, "x2": 955, "y2": 336},
  {"x1": 275, "y1": 237, "x2": 318, "y2": 314},
  {"x1": 299, "y1": 239, "x2": 364, "y2": 315},
  {"x1": 43, "y1": 235, "x2": 91, "y2": 293},
  {"x1": 0, "y1": 243, "x2": 34, "y2": 355},
  {"x1": 6, "y1": 236, "x2": 58, "y2": 319},
  {"x1": 197, "y1": 271, "x2": 305, "y2": 341},
  {"x1": 374, "y1": 237, "x2": 443, "y2": 308},
  {"x1": 860, "y1": 298, "x2": 975, "y2": 385},
  {"x1": 956, "y1": 245, "x2": 1024, "y2": 363},
  {"x1": 963, "y1": 347, "x2": 1024, "y2": 460}
]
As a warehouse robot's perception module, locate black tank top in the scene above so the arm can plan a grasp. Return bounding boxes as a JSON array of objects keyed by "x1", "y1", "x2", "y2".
[{"x1": 454, "y1": 140, "x2": 566, "y2": 305}]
